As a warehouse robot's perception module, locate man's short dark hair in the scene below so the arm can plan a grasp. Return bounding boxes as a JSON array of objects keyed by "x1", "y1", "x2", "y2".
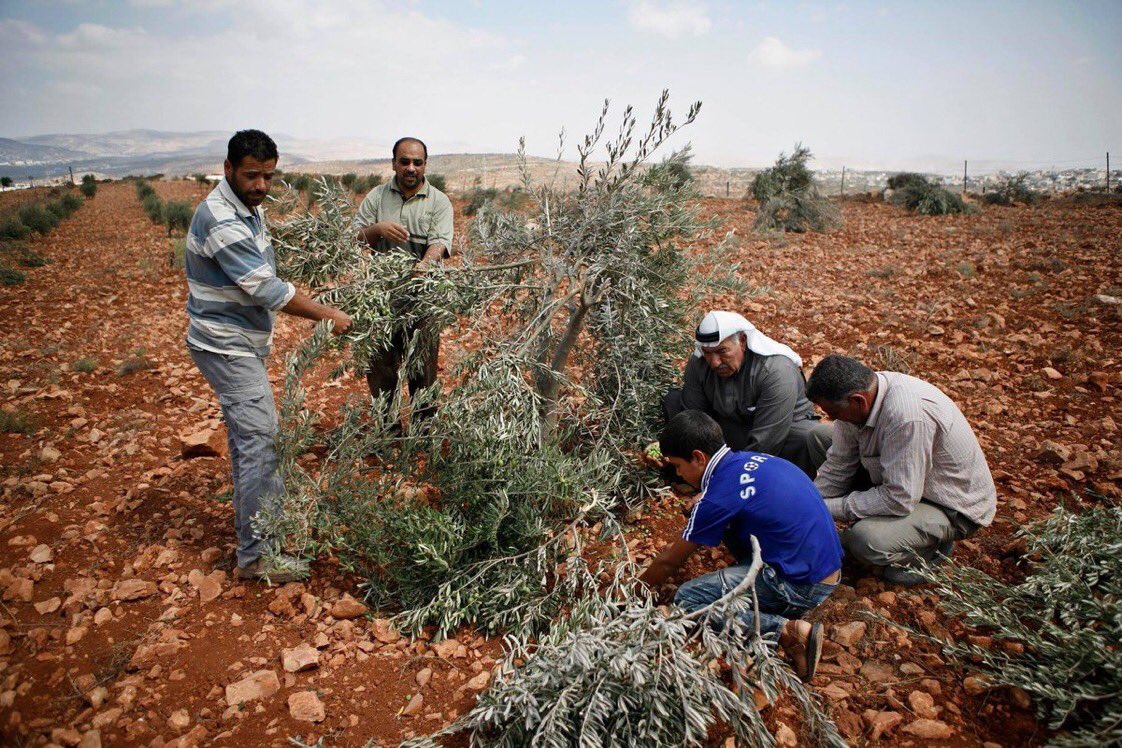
[
  {"x1": 660, "y1": 410, "x2": 725, "y2": 461},
  {"x1": 392, "y1": 137, "x2": 428, "y2": 160},
  {"x1": 806, "y1": 354, "x2": 876, "y2": 404},
  {"x1": 227, "y1": 130, "x2": 278, "y2": 167}
]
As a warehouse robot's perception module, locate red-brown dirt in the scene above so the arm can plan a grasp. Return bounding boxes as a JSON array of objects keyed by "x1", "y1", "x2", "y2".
[{"x1": 0, "y1": 181, "x2": 1118, "y2": 747}]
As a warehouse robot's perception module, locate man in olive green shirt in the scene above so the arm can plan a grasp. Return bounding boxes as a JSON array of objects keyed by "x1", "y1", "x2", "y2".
[{"x1": 355, "y1": 137, "x2": 454, "y2": 420}]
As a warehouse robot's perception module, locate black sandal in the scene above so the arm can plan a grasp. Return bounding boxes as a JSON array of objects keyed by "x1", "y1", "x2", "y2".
[{"x1": 803, "y1": 622, "x2": 824, "y2": 682}]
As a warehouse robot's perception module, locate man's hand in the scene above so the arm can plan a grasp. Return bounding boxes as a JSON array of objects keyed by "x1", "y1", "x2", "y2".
[
  {"x1": 370, "y1": 221, "x2": 409, "y2": 244},
  {"x1": 330, "y1": 310, "x2": 353, "y2": 336},
  {"x1": 638, "y1": 538, "x2": 698, "y2": 589},
  {"x1": 418, "y1": 244, "x2": 446, "y2": 267},
  {"x1": 281, "y1": 291, "x2": 353, "y2": 335}
]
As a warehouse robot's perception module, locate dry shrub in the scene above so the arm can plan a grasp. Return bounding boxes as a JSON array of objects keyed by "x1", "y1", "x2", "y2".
[
  {"x1": 751, "y1": 144, "x2": 840, "y2": 233},
  {"x1": 887, "y1": 173, "x2": 974, "y2": 215}
]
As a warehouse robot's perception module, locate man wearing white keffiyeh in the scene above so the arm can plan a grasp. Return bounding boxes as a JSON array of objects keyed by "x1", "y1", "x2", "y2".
[{"x1": 663, "y1": 311, "x2": 832, "y2": 478}]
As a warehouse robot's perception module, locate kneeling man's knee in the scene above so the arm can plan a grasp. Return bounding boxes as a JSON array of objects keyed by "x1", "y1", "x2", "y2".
[
  {"x1": 673, "y1": 577, "x2": 716, "y2": 612},
  {"x1": 842, "y1": 520, "x2": 895, "y2": 567}
]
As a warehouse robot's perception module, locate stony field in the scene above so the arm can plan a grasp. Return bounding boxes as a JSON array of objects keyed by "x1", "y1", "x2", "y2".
[{"x1": 0, "y1": 180, "x2": 1119, "y2": 747}]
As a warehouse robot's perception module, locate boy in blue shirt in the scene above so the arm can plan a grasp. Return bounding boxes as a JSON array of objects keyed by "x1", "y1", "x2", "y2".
[{"x1": 640, "y1": 410, "x2": 842, "y2": 681}]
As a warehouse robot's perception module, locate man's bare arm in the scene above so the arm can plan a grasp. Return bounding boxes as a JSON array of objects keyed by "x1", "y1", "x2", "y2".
[
  {"x1": 638, "y1": 538, "x2": 699, "y2": 588},
  {"x1": 419, "y1": 243, "x2": 447, "y2": 266},
  {"x1": 281, "y1": 291, "x2": 352, "y2": 336}
]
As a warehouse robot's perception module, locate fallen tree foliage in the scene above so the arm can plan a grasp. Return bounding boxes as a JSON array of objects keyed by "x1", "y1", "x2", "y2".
[
  {"x1": 903, "y1": 501, "x2": 1122, "y2": 747},
  {"x1": 750, "y1": 143, "x2": 840, "y2": 233},
  {"x1": 404, "y1": 539, "x2": 844, "y2": 748},
  {"x1": 261, "y1": 93, "x2": 749, "y2": 637},
  {"x1": 256, "y1": 94, "x2": 842, "y2": 746}
]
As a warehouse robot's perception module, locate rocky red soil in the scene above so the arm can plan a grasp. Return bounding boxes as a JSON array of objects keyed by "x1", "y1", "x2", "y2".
[{"x1": 0, "y1": 182, "x2": 1118, "y2": 747}]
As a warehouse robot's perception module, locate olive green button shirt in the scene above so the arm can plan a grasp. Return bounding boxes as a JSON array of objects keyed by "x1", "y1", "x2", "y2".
[{"x1": 354, "y1": 177, "x2": 454, "y2": 258}]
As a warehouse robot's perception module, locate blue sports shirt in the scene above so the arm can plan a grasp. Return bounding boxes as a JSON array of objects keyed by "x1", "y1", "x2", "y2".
[{"x1": 683, "y1": 445, "x2": 843, "y2": 585}]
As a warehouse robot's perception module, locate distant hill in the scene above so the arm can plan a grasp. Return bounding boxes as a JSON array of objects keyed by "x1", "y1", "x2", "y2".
[
  {"x1": 0, "y1": 129, "x2": 389, "y2": 180},
  {"x1": 21, "y1": 129, "x2": 231, "y2": 159},
  {"x1": 0, "y1": 137, "x2": 89, "y2": 167}
]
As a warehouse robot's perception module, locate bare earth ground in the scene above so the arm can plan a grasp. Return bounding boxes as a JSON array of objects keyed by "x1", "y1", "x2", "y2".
[{"x1": 0, "y1": 181, "x2": 1119, "y2": 747}]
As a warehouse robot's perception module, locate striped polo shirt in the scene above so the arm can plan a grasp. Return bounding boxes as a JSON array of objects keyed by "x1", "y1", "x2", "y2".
[{"x1": 184, "y1": 178, "x2": 296, "y2": 358}]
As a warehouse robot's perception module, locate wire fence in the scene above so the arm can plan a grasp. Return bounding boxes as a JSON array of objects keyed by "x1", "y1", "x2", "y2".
[{"x1": 696, "y1": 152, "x2": 1118, "y2": 198}]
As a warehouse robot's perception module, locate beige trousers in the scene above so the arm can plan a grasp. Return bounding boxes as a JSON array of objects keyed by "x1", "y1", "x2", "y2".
[{"x1": 842, "y1": 499, "x2": 979, "y2": 568}]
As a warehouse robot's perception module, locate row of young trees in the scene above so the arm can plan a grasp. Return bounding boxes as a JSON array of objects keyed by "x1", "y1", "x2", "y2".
[
  {"x1": 0, "y1": 189, "x2": 84, "y2": 240},
  {"x1": 0, "y1": 179, "x2": 94, "y2": 285},
  {"x1": 134, "y1": 179, "x2": 193, "y2": 235}
]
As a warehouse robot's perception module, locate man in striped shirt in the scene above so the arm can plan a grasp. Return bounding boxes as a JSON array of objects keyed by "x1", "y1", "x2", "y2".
[
  {"x1": 807, "y1": 355, "x2": 996, "y2": 586},
  {"x1": 186, "y1": 129, "x2": 352, "y2": 583}
]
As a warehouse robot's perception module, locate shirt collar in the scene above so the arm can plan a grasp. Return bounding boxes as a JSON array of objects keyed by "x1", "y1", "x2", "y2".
[
  {"x1": 863, "y1": 372, "x2": 889, "y2": 430},
  {"x1": 218, "y1": 178, "x2": 257, "y2": 220},
  {"x1": 390, "y1": 176, "x2": 430, "y2": 198},
  {"x1": 699, "y1": 444, "x2": 731, "y2": 495}
]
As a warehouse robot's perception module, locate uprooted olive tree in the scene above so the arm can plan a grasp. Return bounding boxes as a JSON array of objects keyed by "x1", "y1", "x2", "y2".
[
  {"x1": 897, "y1": 501, "x2": 1122, "y2": 748},
  {"x1": 256, "y1": 92, "x2": 839, "y2": 745},
  {"x1": 750, "y1": 142, "x2": 841, "y2": 233}
]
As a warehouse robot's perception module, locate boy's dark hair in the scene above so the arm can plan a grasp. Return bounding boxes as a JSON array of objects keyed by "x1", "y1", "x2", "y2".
[
  {"x1": 227, "y1": 130, "x2": 278, "y2": 167},
  {"x1": 806, "y1": 354, "x2": 876, "y2": 404},
  {"x1": 660, "y1": 410, "x2": 725, "y2": 460},
  {"x1": 392, "y1": 137, "x2": 428, "y2": 160}
]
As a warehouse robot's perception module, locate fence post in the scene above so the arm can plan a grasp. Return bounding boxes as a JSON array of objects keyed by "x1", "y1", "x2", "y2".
[
  {"x1": 1108, "y1": 152, "x2": 1111, "y2": 193},
  {"x1": 726, "y1": 179, "x2": 729, "y2": 197},
  {"x1": 963, "y1": 160, "x2": 968, "y2": 194},
  {"x1": 840, "y1": 166, "x2": 846, "y2": 197}
]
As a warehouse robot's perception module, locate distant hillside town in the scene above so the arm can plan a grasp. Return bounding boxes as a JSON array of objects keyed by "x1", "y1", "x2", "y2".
[{"x1": 812, "y1": 167, "x2": 1116, "y2": 196}]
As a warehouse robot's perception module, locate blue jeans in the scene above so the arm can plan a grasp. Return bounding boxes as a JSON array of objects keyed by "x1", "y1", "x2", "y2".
[
  {"x1": 675, "y1": 561, "x2": 837, "y2": 637},
  {"x1": 189, "y1": 347, "x2": 283, "y2": 567}
]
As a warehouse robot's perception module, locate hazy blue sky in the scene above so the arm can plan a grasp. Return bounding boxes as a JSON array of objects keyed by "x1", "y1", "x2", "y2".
[{"x1": 1, "y1": 0, "x2": 1118, "y2": 171}]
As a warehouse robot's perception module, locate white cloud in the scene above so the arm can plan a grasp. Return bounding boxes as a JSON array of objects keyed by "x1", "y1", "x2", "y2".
[
  {"x1": 0, "y1": 19, "x2": 47, "y2": 46},
  {"x1": 0, "y1": 1, "x2": 518, "y2": 141},
  {"x1": 494, "y1": 54, "x2": 527, "y2": 72},
  {"x1": 748, "y1": 37, "x2": 822, "y2": 69},
  {"x1": 56, "y1": 23, "x2": 147, "y2": 51},
  {"x1": 627, "y1": 1, "x2": 711, "y2": 39}
]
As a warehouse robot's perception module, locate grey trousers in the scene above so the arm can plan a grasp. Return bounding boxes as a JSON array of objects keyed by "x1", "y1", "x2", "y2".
[
  {"x1": 189, "y1": 347, "x2": 283, "y2": 567},
  {"x1": 663, "y1": 388, "x2": 832, "y2": 478},
  {"x1": 842, "y1": 499, "x2": 980, "y2": 569}
]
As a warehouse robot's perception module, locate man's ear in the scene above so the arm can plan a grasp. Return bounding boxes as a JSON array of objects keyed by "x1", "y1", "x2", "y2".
[
  {"x1": 849, "y1": 391, "x2": 872, "y2": 413},
  {"x1": 223, "y1": 159, "x2": 233, "y2": 179},
  {"x1": 690, "y1": 449, "x2": 709, "y2": 466}
]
